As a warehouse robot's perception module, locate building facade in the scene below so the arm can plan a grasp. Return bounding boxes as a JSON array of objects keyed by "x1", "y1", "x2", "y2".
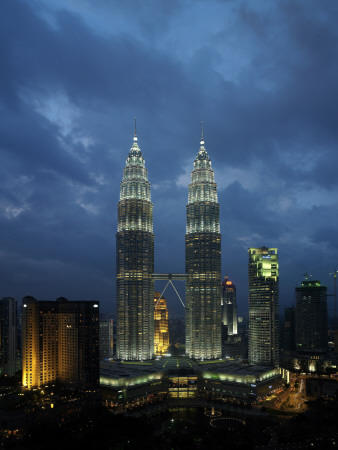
[
  {"x1": 99, "y1": 315, "x2": 114, "y2": 360},
  {"x1": 295, "y1": 279, "x2": 327, "y2": 356},
  {"x1": 283, "y1": 306, "x2": 296, "y2": 353},
  {"x1": 0, "y1": 297, "x2": 17, "y2": 377},
  {"x1": 221, "y1": 277, "x2": 238, "y2": 336},
  {"x1": 248, "y1": 247, "x2": 279, "y2": 367},
  {"x1": 154, "y1": 291, "x2": 169, "y2": 356},
  {"x1": 185, "y1": 134, "x2": 221, "y2": 359},
  {"x1": 116, "y1": 132, "x2": 154, "y2": 360},
  {"x1": 22, "y1": 296, "x2": 99, "y2": 389}
]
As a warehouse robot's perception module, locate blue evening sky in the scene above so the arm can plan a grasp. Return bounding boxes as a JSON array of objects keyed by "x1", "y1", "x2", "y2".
[{"x1": 1, "y1": 0, "x2": 338, "y2": 317}]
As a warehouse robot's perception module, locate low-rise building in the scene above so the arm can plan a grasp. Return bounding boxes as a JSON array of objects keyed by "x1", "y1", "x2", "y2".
[{"x1": 100, "y1": 357, "x2": 282, "y2": 409}]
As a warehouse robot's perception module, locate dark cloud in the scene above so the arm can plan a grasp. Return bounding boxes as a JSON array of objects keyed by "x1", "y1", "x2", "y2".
[
  {"x1": 0, "y1": 0, "x2": 338, "y2": 315},
  {"x1": 220, "y1": 181, "x2": 288, "y2": 239},
  {"x1": 311, "y1": 226, "x2": 338, "y2": 250}
]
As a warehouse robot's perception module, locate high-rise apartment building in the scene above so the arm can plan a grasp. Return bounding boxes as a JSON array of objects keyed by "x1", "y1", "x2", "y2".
[
  {"x1": 248, "y1": 247, "x2": 279, "y2": 367},
  {"x1": 0, "y1": 297, "x2": 17, "y2": 377},
  {"x1": 295, "y1": 279, "x2": 327, "y2": 356},
  {"x1": 22, "y1": 296, "x2": 99, "y2": 389},
  {"x1": 154, "y1": 291, "x2": 169, "y2": 356},
  {"x1": 221, "y1": 277, "x2": 238, "y2": 336},
  {"x1": 185, "y1": 133, "x2": 221, "y2": 359},
  {"x1": 116, "y1": 131, "x2": 154, "y2": 360}
]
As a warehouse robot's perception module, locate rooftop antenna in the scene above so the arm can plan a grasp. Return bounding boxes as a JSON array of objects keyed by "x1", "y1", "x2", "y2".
[
  {"x1": 200, "y1": 120, "x2": 204, "y2": 145},
  {"x1": 133, "y1": 117, "x2": 137, "y2": 142}
]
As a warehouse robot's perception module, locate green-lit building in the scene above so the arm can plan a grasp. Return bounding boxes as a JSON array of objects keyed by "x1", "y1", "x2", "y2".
[
  {"x1": 248, "y1": 247, "x2": 279, "y2": 367},
  {"x1": 185, "y1": 133, "x2": 222, "y2": 359},
  {"x1": 295, "y1": 279, "x2": 327, "y2": 356},
  {"x1": 116, "y1": 131, "x2": 154, "y2": 361}
]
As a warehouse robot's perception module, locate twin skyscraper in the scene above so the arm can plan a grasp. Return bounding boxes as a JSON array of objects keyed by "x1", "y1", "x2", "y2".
[{"x1": 116, "y1": 129, "x2": 221, "y2": 361}]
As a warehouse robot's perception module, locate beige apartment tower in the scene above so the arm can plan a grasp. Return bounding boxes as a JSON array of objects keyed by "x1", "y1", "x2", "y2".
[{"x1": 22, "y1": 296, "x2": 99, "y2": 389}]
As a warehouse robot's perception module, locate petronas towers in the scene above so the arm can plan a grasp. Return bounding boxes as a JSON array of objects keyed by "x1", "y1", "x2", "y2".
[
  {"x1": 116, "y1": 132, "x2": 154, "y2": 360},
  {"x1": 185, "y1": 135, "x2": 222, "y2": 359},
  {"x1": 116, "y1": 128, "x2": 221, "y2": 361}
]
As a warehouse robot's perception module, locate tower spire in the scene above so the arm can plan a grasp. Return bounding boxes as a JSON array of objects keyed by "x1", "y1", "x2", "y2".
[
  {"x1": 134, "y1": 118, "x2": 137, "y2": 142},
  {"x1": 196, "y1": 121, "x2": 209, "y2": 162}
]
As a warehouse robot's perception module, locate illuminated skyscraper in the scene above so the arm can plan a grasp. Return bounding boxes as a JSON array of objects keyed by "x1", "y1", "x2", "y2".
[
  {"x1": 295, "y1": 279, "x2": 327, "y2": 356},
  {"x1": 116, "y1": 130, "x2": 154, "y2": 360},
  {"x1": 185, "y1": 132, "x2": 222, "y2": 359},
  {"x1": 154, "y1": 291, "x2": 169, "y2": 356},
  {"x1": 221, "y1": 277, "x2": 238, "y2": 336},
  {"x1": 248, "y1": 247, "x2": 279, "y2": 367},
  {"x1": 22, "y1": 296, "x2": 99, "y2": 389}
]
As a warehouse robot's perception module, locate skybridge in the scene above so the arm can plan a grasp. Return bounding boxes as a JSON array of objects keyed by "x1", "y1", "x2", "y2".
[{"x1": 153, "y1": 273, "x2": 187, "y2": 308}]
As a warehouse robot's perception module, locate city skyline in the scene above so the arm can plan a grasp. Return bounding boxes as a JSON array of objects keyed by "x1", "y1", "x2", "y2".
[{"x1": 1, "y1": 1, "x2": 338, "y2": 316}]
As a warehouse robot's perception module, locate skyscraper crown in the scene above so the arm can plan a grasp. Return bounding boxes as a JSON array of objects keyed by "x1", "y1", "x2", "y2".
[
  {"x1": 126, "y1": 135, "x2": 144, "y2": 165},
  {"x1": 188, "y1": 135, "x2": 218, "y2": 208},
  {"x1": 119, "y1": 132, "x2": 151, "y2": 203},
  {"x1": 194, "y1": 138, "x2": 212, "y2": 169},
  {"x1": 187, "y1": 133, "x2": 219, "y2": 233},
  {"x1": 196, "y1": 137, "x2": 210, "y2": 161}
]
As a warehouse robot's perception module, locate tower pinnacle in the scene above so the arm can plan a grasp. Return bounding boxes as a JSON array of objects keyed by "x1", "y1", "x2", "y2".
[
  {"x1": 200, "y1": 120, "x2": 204, "y2": 146},
  {"x1": 133, "y1": 118, "x2": 137, "y2": 142}
]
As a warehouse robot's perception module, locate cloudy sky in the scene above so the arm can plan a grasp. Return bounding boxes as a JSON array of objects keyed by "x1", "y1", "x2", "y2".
[{"x1": 1, "y1": 0, "x2": 338, "y2": 317}]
